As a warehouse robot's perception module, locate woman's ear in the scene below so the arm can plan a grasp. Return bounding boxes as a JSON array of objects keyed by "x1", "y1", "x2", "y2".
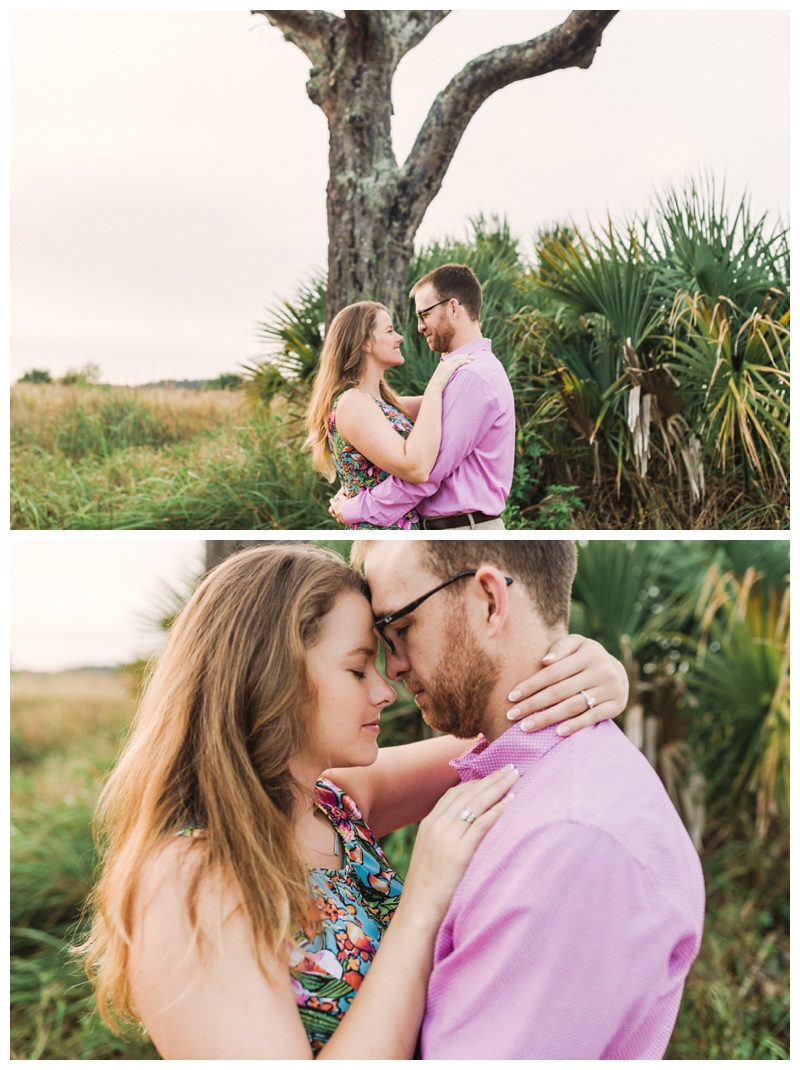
[{"x1": 473, "y1": 565, "x2": 510, "y2": 639}]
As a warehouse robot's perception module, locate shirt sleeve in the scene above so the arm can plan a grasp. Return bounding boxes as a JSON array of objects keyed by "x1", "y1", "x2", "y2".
[
  {"x1": 341, "y1": 366, "x2": 497, "y2": 528},
  {"x1": 420, "y1": 821, "x2": 697, "y2": 1060}
]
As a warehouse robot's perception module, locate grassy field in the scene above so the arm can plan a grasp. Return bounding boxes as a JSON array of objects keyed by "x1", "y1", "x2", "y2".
[
  {"x1": 10, "y1": 669, "x2": 788, "y2": 1059},
  {"x1": 10, "y1": 384, "x2": 333, "y2": 530},
  {"x1": 11, "y1": 381, "x2": 788, "y2": 531},
  {"x1": 10, "y1": 671, "x2": 158, "y2": 1059}
]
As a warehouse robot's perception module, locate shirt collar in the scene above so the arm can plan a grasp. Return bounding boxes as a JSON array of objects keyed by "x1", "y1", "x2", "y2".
[
  {"x1": 450, "y1": 723, "x2": 566, "y2": 782},
  {"x1": 441, "y1": 337, "x2": 492, "y2": 361}
]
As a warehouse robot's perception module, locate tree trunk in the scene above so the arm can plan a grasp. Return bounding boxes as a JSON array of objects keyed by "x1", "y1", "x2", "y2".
[
  {"x1": 255, "y1": 10, "x2": 617, "y2": 323},
  {"x1": 322, "y1": 15, "x2": 417, "y2": 321}
]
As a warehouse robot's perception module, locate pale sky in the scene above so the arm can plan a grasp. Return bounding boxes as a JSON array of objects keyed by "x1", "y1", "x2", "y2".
[
  {"x1": 10, "y1": 539, "x2": 206, "y2": 671},
  {"x1": 10, "y1": 8, "x2": 790, "y2": 385}
]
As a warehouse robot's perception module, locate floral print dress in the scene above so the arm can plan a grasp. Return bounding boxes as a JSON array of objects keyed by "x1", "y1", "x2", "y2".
[
  {"x1": 328, "y1": 389, "x2": 419, "y2": 530},
  {"x1": 290, "y1": 779, "x2": 405, "y2": 1052}
]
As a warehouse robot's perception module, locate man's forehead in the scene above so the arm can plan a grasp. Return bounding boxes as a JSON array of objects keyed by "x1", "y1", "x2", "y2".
[
  {"x1": 363, "y1": 542, "x2": 429, "y2": 614},
  {"x1": 413, "y1": 282, "x2": 437, "y2": 309}
]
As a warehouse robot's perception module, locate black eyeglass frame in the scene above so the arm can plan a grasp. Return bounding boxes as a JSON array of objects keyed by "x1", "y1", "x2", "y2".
[
  {"x1": 415, "y1": 297, "x2": 452, "y2": 324},
  {"x1": 373, "y1": 569, "x2": 514, "y2": 653}
]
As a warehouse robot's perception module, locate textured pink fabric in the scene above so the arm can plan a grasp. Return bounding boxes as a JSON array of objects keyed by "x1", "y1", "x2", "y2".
[
  {"x1": 421, "y1": 721, "x2": 705, "y2": 1060},
  {"x1": 340, "y1": 338, "x2": 514, "y2": 527}
]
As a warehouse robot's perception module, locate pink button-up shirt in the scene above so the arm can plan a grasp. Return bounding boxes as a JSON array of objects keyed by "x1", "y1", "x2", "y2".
[
  {"x1": 340, "y1": 338, "x2": 514, "y2": 528},
  {"x1": 421, "y1": 721, "x2": 705, "y2": 1060}
]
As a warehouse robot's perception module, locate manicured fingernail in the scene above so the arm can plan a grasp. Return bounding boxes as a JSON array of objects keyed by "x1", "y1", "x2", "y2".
[
  {"x1": 506, "y1": 706, "x2": 520, "y2": 720},
  {"x1": 542, "y1": 653, "x2": 555, "y2": 662},
  {"x1": 507, "y1": 690, "x2": 521, "y2": 702},
  {"x1": 556, "y1": 724, "x2": 571, "y2": 736},
  {"x1": 504, "y1": 764, "x2": 519, "y2": 775},
  {"x1": 520, "y1": 719, "x2": 537, "y2": 733}
]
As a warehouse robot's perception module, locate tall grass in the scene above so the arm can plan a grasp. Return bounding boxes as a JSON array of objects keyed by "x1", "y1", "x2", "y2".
[
  {"x1": 10, "y1": 671, "x2": 159, "y2": 1059},
  {"x1": 11, "y1": 384, "x2": 241, "y2": 455},
  {"x1": 11, "y1": 385, "x2": 332, "y2": 530},
  {"x1": 665, "y1": 812, "x2": 789, "y2": 1059}
]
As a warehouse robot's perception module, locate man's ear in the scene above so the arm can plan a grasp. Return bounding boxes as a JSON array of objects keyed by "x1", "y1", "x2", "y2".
[{"x1": 473, "y1": 565, "x2": 510, "y2": 639}]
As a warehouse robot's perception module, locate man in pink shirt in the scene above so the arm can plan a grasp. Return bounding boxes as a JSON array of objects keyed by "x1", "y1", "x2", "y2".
[
  {"x1": 332, "y1": 264, "x2": 515, "y2": 530},
  {"x1": 358, "y1": 540, "x2": 705, "y2": 1060}
]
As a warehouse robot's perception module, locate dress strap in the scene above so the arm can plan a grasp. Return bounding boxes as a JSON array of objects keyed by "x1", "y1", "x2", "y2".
[{"x1": 357, "y1": 387, "x2": 383, "y2": 404}]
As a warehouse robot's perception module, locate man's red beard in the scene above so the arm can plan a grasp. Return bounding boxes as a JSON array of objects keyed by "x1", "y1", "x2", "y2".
[
  {"x1": 425, "y1": 319, "x2": 456, "y2": 355},
  {"x1": 405, "y1": 611, "x2": 500, "y2": 739}
]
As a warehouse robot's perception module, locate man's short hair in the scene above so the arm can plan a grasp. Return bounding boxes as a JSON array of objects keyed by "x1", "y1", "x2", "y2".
[
  {"x1": 351, "y1": 540, "x2": 577, "y2": 629},
  {"x1": 411, "y1": 263, "x2": 483, "y2": 322},
  {"x1": 421, "y1": 541, "x2": 577, "y2": 628}
]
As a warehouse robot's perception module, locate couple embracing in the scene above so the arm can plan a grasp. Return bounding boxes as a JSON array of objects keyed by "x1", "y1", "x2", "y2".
[
  {"x1": 80, "y1": 540, "x2": 704, "y2": 1058},
  {"x1": 305, "y1": 263, "x2": 513, "y2": 531}
]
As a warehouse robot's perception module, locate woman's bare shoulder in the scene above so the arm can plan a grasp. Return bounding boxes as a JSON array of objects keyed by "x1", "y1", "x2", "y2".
[
  {"x1": 335, "y1": 388, "x2": 375, "y2": 416},
  {"x1": 133, "y1": 835, "x2": 240, "y2": 930},
  {"x1": 128, "y1": 841, "x2": 308, "y2": 1058}
]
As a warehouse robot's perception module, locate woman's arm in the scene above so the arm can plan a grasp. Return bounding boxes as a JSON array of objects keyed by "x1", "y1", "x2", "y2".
[
  {"x1": 128, "y1": 770, "x2": 517, "y2": 1060},
  {"x1": 333, "y1": 358, "x2": 472, "y2": 483},
  {"x1": 332, "y1": 635, "x2": 629, "y2": 837}
]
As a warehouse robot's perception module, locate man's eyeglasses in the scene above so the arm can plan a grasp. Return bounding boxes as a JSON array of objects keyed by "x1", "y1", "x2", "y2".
[
  {"x1": 415, "y1": 298, "x2": 452, "y2": 325},
  {"x1": 373, "y1": 569, "x2": 514, "y2": 653}
]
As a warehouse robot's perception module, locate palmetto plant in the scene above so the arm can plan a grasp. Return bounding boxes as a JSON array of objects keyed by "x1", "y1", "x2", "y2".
[
  {"x1": 534, "y1": 222, "x2": 665, "y2": 352},
  {"x1": 686, "y1": 561, "x2": 789, "y2": 838},
  {"x1": 520, "y1": 222, "x2": 699, "y2": 501},
  {"x1": 516, "y1": 178, "x2": 789, "y2": 522},
  {"x1": 642, "y1": 176, "x2": 789, "y2": 316},
  {"x1": 570, "y1": 540, "x2": 686, "y2": 664},
  {"x1": 669, "y1": 289, "x2": 790, "y2": 487},
  {"x1": 570, "y1": 540, "x2": 695, "y2": 824},
  {"x1": 245, "y1": 273, "x2": 327, "y2": 406},
  {"x1": 569, "y1": 540, "x2": 789, "y2": 847}
]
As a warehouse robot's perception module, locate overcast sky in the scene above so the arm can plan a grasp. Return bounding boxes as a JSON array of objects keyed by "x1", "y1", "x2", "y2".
[
  {"x1": 10, "y1": 539, "x2": 206, "y2": 672},
  {"x1": 10, "y1": 8, "x2": 790, "y2": 386}
]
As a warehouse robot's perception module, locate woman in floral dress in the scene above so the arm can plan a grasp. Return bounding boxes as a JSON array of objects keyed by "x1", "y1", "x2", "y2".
[
  {"x1": 305, "y1": 301, "x2": 471, "y2": 529},
  {"x1": 78, "y1": 544, "x2": 627, "y2": 1058}
]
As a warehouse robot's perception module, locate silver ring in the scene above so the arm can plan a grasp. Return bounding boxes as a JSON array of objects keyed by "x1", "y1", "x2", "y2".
[
  {"x1": 580, "y1": 689, "x2": 597, "y2": 710},
  {"x1": 458, "y1": 807, "x2": 477, "y2": 824}
]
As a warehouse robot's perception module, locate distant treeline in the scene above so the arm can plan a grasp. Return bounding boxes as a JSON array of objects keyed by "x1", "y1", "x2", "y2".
[
  {"x1": 143, "y1": 375, "x2": 243, "y2": 391},
  {"x1": 17, "y1": 367, "x2": 243, "y2": 391}
]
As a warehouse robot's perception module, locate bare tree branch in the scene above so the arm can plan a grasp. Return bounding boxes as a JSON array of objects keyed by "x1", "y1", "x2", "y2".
[
  {"x1": 385, "y1": 11, "x2": 451, "y2": 70},
  {"x1": 254, "y1": 9, "x2": 619, "y2": 316},
  {"x1": 340, "y1": 11, "x2": 450, "y2": 74},
  {"x1": 253, "y1": 9, "x2": 340, "y2": 67},
  {"x1": 397, "y1": 10, "x2": 618, "y2": 233}
]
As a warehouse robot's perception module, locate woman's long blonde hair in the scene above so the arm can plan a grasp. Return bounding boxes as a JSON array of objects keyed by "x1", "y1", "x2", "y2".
[
  {"x1": 78, "y1": 544, "x2": 368, "y2": 1030},
  {"x1": 304, "y1": 301, "x2": 410, "y2": 479}
]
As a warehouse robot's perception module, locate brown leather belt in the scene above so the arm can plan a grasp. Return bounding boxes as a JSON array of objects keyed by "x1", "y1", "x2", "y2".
[{"x1": 419, "y1": 512, "x2": 500, "y2": 530}]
